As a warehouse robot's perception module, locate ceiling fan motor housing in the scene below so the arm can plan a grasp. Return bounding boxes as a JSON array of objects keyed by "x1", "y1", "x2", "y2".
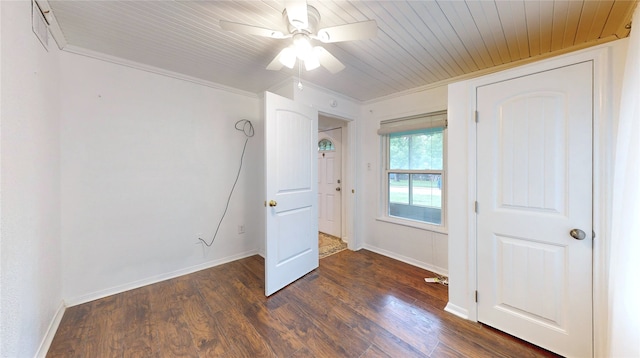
[{"x1": 284, "y1": 5, "x2": 321, "y2": 35}]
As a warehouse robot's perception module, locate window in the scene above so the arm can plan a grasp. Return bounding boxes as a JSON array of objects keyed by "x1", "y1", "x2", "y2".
[
  {"x1": 318, "y1": 138, "x2": 334, "y2": 151},
  {"x1": 379, "y1": 111, "x2": 446, "y2": 227}
]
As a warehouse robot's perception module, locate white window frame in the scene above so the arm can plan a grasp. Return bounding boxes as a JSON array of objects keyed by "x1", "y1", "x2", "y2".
[{"x1": 377, "y1": 114, "x2": 448, "y2": 234}]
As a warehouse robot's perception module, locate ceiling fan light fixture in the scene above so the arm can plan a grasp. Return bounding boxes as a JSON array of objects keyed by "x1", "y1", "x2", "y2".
[
  {"x1": 304, "y1": 55, "x2": 320, "y2": 71},
  {"x1": 279, "y1": 47, "x2": 297, "y2": 69},
  {"x1": 293, "y1": 33, "x2": 313, "y2": 60}
]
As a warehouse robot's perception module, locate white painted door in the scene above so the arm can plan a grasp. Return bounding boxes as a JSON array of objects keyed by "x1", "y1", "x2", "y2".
[
  {"x1": 476, "y1": 62, "x2": 593, "y2": 357},
  {"x1": 318, "y1": 130, "x2": 342, "y2": 237},
  {"x1": 264, "y1": 92, "x2": 318, "y2": 296}
]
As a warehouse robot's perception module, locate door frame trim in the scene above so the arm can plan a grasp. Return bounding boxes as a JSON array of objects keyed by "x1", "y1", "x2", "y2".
[
  {"x1": 317, "y1": 112, "x2": 358, "y2": 251},
  {"x1": 448, "y1": 43, "x2": 615, "y2": 357}
]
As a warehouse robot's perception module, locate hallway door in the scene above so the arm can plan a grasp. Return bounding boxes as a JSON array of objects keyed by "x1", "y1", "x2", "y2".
[{"x1": 318, "y1": 128, "x2": 342, "y2": 237}]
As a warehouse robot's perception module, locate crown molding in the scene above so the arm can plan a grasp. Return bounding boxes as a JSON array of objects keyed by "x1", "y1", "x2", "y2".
[
  {"x1": 266, "y1": 76, "x2": 362, "y2": 105},
  {"x1": 61, "y1": 45, "x2": 260, "y2": 99}
]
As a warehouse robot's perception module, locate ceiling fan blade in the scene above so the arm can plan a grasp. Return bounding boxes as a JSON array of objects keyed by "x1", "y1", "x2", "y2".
[
  {"x1": 284, "y1": 0, "x2": 308, "y2": 29},
  {"x1": 316, "y1": 20, "x2": 378, "y2": 43},
  {"x1": 313, "y1": 46, "x2": 345, "y2": 74},
  {"x1": 266, "y1": 54, "x2": 284, "y2": 71},
  {"x1": 267, "y1": 47, "x2": 296, "y2": 71},
  {"x1": 220, "y1": 20, "x2": 288, "y2": 39}
]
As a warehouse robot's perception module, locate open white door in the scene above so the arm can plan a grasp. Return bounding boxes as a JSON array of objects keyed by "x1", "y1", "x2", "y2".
[
  {"x1": 476, "y1": 62, "x2": 593, "y2": 357},
  {"x1": 264, "y1": 92, "x2": 318, "y2": 296}
]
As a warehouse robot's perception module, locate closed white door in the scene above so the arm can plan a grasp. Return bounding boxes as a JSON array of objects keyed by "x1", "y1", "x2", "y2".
[
  {"x1": 318, "y1": 130, "x2": 342, "y2": 237},
  {"x1": 476, "y1": 62, "x2": 593, "y2": 357},
  {"x1": 264, "y1": 92, "x2": 318, "y2": 296}
]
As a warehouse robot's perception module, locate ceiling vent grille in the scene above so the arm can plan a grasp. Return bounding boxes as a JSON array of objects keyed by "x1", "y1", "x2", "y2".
[{"x1": 31, "y1": 0, "x2": 49, "y2": 50}]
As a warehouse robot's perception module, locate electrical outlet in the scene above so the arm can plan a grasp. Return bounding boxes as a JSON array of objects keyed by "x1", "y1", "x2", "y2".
[{"x1": 238, "y1": 225, "x2": 245, "y2": 234}]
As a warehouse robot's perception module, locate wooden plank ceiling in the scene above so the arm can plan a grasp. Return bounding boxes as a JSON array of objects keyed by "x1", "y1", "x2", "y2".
[{"x1": 46, "y1": 0, "x2": 637, "y2": 102}]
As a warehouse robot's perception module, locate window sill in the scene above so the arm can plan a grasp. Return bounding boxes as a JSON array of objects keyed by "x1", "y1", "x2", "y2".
[{"x1": 375, "y1": 216, "x2": 448, "y2": 235}]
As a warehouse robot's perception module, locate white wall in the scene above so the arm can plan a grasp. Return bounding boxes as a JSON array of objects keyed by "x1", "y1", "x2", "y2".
[
  {"x1": 59, "y1": 52, "x2": 262, "y2": 304},
  {"x1": 1, "y1": 1, "x2": 63, "y2": 356},
  {"x1": 360, "y1": 87, "x2": 449, "y2": 274}
]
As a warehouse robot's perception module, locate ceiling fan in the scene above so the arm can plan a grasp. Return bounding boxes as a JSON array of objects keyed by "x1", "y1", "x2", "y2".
[{"x1": 219, "y1": 0, "x2": 378, "y2": 74}]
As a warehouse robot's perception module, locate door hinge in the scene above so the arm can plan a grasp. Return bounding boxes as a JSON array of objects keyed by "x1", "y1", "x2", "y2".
[
  {"x1": 475, "y1": 290, "x2": 478, "y2": 302},
  {"x1": 474, "y1": 201, "x2": 478, "y2": 213},
  {"x1": 474, "y1": 110, "x2": 479, "y2": 123}
]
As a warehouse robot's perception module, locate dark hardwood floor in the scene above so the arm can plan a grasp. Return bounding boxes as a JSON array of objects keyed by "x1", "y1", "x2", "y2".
[{"x1": 47, "y1": 249, "x2": 559, "y2": 357}]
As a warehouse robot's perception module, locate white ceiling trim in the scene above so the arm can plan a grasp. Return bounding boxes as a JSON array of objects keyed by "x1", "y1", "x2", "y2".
[
  {"x1": 267, "y1": 76, "x2": 362, "y2": 104},
  {"x1": 61, "y1": 44, "x2": 260, "y2": 99}
]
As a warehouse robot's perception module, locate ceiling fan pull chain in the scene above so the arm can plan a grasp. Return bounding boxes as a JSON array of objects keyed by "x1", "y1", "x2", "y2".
[{"x1": 298, "y1": 61, "x2": 303, "y2": 90}]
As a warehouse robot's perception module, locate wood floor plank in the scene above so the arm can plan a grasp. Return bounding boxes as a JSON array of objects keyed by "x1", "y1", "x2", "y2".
[
  {"x1": 323, "y1": 250, "x2": 448, "y2": 306},
  {"x1": 212, "y1": 308, "x2": 276, "y2": 357},
  {"x1": 430, "y1": 341, "x2": 467, "y2": 358},
  {"x1": 221, "y1": 275, "x2": 307, "y2": 357},
  {"x1": 48, "y1": 249, "x2": 560, "y2": 357},
  {"x1": 238, "y1": 254, "x2": 266, "y2": 280},
  {"x1": 191, "y1": 269, "x2": 236, "y2": 315},
  {"x1": 46, "y1": 304, "x2": 92, "y2": 357},
  {"x1": 291, "y1": 283, "x2": 428, "y2": 357},
  {"x1": 177, "y1": 281, "x2": 237, "y2": 356},
  {"x1": 295, "y1": 267, "x2": 441, "y2": 354},
  {"x1": 360, "y1": 344, "x2": 393, "y2": 358},
  {"x1": 287, "y1": 289, "x2": 372, "y2": 357},
  {"x1": 223, "y1": 262, "x2": 289, "y2": 310},
  {"x1": 82, "y1": 294, "x2": 124, "y2": 357},
  {"x1": 120, "y1": 287, "x2": 153, "y2": 357},
  {"x1": 271, "y1": 301, "x2": 361, "y2": 357},
  {"x1": 148, "y1": 280, "x2": 200, "y2": 357}
]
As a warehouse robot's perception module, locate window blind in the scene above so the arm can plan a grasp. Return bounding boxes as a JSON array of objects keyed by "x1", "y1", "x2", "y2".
[{"x1": 377, "y1": 110, "x2": 447, "y2": 135}]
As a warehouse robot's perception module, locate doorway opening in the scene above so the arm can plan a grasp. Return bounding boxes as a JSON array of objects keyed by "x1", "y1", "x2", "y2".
[{"x1": 318, "y1": 114, "x2": 349, "y2": 258}]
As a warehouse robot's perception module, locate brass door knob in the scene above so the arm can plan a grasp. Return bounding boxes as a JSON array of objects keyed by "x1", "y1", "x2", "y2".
[{"x1": 268, "y1": 200, "x2": 277, "y2": 207}]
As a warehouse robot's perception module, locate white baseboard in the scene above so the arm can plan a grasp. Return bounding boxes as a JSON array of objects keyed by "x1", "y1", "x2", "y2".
[
  {"x1": 362, "y1": 244, "x2": 448, "y2": 276},
  {"x1": 65, "y1": 249, "x2": 259, "y2": 307},
  {"x1": 444, "y1": 302, "x2": 470, "y2": 320},
  {"x1": 35, "y1": 301, "x2": 66, "y2": 358}
]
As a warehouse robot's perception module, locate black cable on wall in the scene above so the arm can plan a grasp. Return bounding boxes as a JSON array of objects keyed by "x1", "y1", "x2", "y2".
[{"x1": 199, "y1": 119, "x2": 254, "y2": 247}]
